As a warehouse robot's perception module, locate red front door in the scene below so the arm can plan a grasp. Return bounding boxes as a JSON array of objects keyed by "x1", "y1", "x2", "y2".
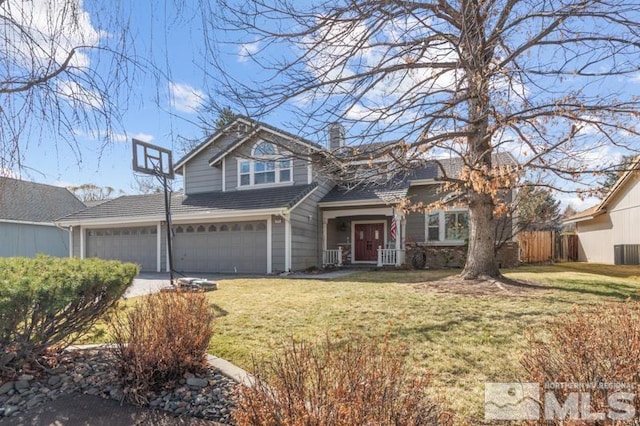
[{"x1": 354, "y1": 223, "x2": 385, "y2": 262}]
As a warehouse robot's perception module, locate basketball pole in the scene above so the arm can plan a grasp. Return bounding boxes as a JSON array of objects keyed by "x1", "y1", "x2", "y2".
[{"x1": 163, "y1": 174, "x2": 175, "y2": 285}]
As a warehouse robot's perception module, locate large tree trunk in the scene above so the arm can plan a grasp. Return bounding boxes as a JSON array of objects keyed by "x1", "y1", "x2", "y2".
[
  {"x1": 461, "y1": 187, "x2": 501, "y2": 280},
  {"x1": 461, "y1": 193, "x2": 501, "y2": 280}
]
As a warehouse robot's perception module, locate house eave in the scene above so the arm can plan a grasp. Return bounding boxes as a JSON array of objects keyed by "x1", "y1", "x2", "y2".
[
  {"x1": 56, "y1": 208, "x2": 286, "y2": 227},
  {"x1": 0, "y1": 219, "x2": 61, "y2": 227},
  {"x1": 562, "y1": 211, "x2": 604, "y2": 225},
  {"x1": 318, "y1": 199, "x2": 389, "y2": 208},
  {"x1": 409, "y1": 179, "x2": 441, "y2": 186}
]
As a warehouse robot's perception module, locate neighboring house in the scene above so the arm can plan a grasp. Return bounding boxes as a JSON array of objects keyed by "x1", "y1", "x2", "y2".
[
  {"x1": 564, "y1": 156, "x2": 640, "y2": 265},
  {"x1": 56, "y1": 116, "x2": 519, "y2": 273},
  {"x1": 0, "y1": 178, "x2": 86, "y2": 258}
]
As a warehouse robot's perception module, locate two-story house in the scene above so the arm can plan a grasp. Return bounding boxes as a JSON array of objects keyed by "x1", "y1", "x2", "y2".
[{"x1": 56, "y1": 116, "x2": 519, "y2": 274}]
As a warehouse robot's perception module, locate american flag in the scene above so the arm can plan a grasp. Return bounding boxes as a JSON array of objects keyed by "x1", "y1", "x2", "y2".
[{"x1": 390, "y1": 215, "x2": 397, "y2": 240}]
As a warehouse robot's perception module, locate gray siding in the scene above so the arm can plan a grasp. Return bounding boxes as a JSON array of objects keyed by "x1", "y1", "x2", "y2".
[
  {"x1": 184, "y1": 133, "x2": 237, "y2": 194},
  {"x1": 405, "y1": 185, "x2": 441, "y2": 243},
  {"x1": 0, "y1": 222, "x2": 70, "y2": 258},
  {"x1": 271, "y1": 215, "x2": 286, "y2": 272},
  {"x1": 224, "y1": 130, "x2": 314, "y2": 192},
  {"x1": 290, "y1": 179, "x2": 335, "y2": 270},
  {"x1": 406, "y1": 212, "x2": 426, "y2": 242},
  {"x1": 72, "y1": 226, "x2": 81, "y2": 257}
]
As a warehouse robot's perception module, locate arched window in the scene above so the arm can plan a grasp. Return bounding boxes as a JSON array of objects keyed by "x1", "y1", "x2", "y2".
[
  {"x1": 239, "y1": 141, "x2": 292, "y2": 187},
  {"x1": 253, "y1": 141, "x2": 277, "y2": 156}
]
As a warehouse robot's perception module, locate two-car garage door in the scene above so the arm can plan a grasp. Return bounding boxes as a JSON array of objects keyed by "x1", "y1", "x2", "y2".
[
  {"x1": 85, "y1": 220, "x2": 268, "y2": 273},
  {"x1": 173, "y1": 221, "x2": 267, "y2": 273}
]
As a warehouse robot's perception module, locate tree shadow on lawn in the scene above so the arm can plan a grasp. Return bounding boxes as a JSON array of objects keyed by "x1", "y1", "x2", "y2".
[{"x1": 388, "y1": 309, "x2": 550, "y2": 345}]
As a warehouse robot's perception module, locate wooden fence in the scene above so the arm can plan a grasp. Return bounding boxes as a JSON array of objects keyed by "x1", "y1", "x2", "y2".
[
  {"x1": 517, "y1": 231, "x2": 579, "y2": 263},
  {"x1": 518, "y1": 231, "x2": 556, "y2": 263}
]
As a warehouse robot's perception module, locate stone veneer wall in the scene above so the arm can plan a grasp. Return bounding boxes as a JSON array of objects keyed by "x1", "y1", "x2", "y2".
[{"x1": 405, "y1": 241, "x2": 519, "y2": 269}]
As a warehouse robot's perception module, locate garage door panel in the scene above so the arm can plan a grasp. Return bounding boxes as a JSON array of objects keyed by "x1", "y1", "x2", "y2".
[
  {"x1": 173, "y1": 220, "x2": 267, "y2": 273},
  {"x1": 86, "y1": 227, "x2": 156, "y2": 271}
]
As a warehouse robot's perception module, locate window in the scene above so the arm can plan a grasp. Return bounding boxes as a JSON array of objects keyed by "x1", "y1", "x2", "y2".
[
  {"x1": 445, "y1": 211, "x2": 469, "y2": 241},
  {"x1": 427, "y1": 213, "x2": 439, "y2": 241},
  {"x1": 426, "y1": 210, "x2": 469, "y2": 243},
  {"x1": 239, "y1": 141, "x2": 293, "y2": 187}
]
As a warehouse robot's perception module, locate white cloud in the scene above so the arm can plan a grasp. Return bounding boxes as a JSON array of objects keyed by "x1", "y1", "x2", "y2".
[
  {"x1": 130, "y1": 132, "x2": 154, "y2": 142},
  {"x1": 74, "y1": 129, "x2": 154, "y2": 143},
  {"x1": 0, "y1": 0, "x2": 100, "y2": 69},
  {"x1": 557, "y1": 194, "x2": 599, "y2": 210},
  {"x1": 58, "y1": 80, "x2": 104, "y2": 109},
  {"x1": 0, "y1": 168, "x2": 20, "y2": 179},
  {"x1": 238, "y1": 40, "x2": 260, "y2": 62},
  {"x1": 169, "y1": 82, "x2": 205, "y2": 114}
]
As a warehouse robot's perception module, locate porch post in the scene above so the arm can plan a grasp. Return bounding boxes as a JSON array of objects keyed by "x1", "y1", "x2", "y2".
[
  {"x1": 284, "y1": 214, "x2": 292, "y2": 272},
  {"x1": 322, "y1": 217, "x2": 328, "y2": 252},
  {"x1": 79, "y1": 226, "x2": 85, "y2": 259}
]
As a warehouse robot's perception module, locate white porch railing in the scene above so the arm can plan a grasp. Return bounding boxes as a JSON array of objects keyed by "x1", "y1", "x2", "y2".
[
  {"x1": 323, "y1": 248, "x2": 343, "y2": 266},
  {"x1": 377, "y1": 247, "x2": 406, "y2": 267}
]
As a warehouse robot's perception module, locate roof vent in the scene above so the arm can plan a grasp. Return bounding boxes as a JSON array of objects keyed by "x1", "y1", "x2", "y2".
[{"x1": 328, "y1": 122, "x2": 345, "y2": 150}]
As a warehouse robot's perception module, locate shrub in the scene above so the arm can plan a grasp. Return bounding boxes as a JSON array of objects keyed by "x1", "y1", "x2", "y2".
[
  {"x1": 233, "y1": 336, "x2": 453, "y2": 426},
  {"x1": 0, "y1": 256, "x2": 138, "y2": 373},
  {"x1": 110, "y1": 291, "x2": 214, "y2": 404},
  {"x1": 522, "y1": 301, "x2": 640, "y2": 425}
]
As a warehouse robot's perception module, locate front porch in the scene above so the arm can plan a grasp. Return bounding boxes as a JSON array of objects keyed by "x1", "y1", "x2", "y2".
[{"x1": 321, "y1": 206, "x2": 406, "y2": 267}]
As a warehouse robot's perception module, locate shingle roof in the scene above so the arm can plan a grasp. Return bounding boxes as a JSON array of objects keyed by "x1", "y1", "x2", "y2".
[
  {"x1": 58, "y1": 184, "x2": 318, "y2": 222},
  {"x1": 319, "y1": 152, "x2": 517, "y2": 205},
  {"x1": 0, "y1": 177, "x2": 86, "y2": 223},
  {"x1": 410, "y1": 152, "x2": 517, "y2": 180},
  {"x1": 320, "y1": 180, "x2": 409, "y2": 204}
]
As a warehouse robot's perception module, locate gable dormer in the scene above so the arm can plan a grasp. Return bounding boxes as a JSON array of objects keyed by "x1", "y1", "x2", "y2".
[{"x1": 174, "y1": 116, "x2": 322, "y2": 195}]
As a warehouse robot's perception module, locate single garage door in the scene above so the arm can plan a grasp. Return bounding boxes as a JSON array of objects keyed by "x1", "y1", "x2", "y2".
[
  {"x1": 173, "y1": 221, "x2": 267, "y2": 273},
  {"x1": 86, "y1": 226, "x2": 157, "y2": 271}
]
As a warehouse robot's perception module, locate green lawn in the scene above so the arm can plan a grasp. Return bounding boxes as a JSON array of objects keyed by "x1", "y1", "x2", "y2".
[{"x1": 198, "y1": 263, "x2": 640, "y2": 423}]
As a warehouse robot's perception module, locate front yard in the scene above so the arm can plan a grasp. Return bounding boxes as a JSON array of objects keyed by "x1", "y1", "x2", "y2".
[{"x1": 198, "y1": 263, "x2": 640, "y2": 423}]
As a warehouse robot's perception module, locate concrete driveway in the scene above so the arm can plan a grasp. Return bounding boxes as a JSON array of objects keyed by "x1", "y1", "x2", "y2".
[{"x1": 124, "y1": 269, "x2": 358, "y2": 299}]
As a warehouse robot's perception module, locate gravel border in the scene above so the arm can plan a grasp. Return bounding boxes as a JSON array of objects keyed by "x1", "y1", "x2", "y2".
[{"x1": 0, "y1": 346, "x2": 242, "y2": 424}]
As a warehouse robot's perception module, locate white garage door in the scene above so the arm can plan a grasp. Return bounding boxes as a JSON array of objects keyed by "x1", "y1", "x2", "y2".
[
  {"x1": 86, "y1": 226, "x2": 157, "y2": 271},
  {"x1": 173, "y1": 221, "x2": 267, "y2": 273}
]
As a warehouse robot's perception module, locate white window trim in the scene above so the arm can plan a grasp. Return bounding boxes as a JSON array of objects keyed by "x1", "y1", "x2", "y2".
[
  {"x1": 424, "y1": 209, "x2": 469, "y2": 245},
  {"x1": 237, "y1": 141, "x2": 294, "y2": 189}
]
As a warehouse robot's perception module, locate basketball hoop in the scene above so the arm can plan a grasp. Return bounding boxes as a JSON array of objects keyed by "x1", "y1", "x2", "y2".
[
  {"x1": 132, "y1": 138, "x2": 176, "y2": 284},
  {"x1": 132, "y1": 139, "x2": 174, "y2": 179}
]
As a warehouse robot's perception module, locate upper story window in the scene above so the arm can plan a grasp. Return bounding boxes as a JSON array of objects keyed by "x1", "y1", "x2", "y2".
[
  {"x1": 239, "y1": 141, "x2": 292, "y2": 187},
  {"x1": 426, "y1": 210, "x2": 469, "y2": 243}
]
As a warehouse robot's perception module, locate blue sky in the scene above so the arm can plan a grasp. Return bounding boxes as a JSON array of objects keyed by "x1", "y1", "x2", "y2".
[
  {"x1": 14, "y1": 1, "x2": 225, "y2": 194},
  {"x1": 8, "y1": 1, "x2": 639, "y2": 211}
]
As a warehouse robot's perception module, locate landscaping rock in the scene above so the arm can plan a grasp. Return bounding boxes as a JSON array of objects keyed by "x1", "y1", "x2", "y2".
[
  {"x1": 14, "y1": 380, "x2": 29, "y2": 391},
  {"x1": 0, "y1": 381, "x2": 14, "y2": 395},
  {"x1": 186, "y1": 377, "x2": 208, "y2": 389},
  {"x1": 0, "y1": 348, "x2": 239, "y2": 423}
]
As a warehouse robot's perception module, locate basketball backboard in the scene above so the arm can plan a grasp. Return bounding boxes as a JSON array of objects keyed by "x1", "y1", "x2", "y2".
[{"x1": 132, "y1": 139, "x2": 174, "y2": 179}]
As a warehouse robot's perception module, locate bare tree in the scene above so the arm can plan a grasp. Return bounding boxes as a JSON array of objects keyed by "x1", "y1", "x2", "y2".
[
  {"x1": 0, "y1": 0, "x2": 140, "y2": 175},
  {"x1": 67, "y1": 183, "x2": 122, "y2": 202},
  {"x1": 205, "y1": 0, "x2": 640, "y2": 279}
]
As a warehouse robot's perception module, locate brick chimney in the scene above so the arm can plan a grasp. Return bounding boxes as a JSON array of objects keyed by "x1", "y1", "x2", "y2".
[{"x1": 328, "y1": 122, "x2": 345, "y2": 150}]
